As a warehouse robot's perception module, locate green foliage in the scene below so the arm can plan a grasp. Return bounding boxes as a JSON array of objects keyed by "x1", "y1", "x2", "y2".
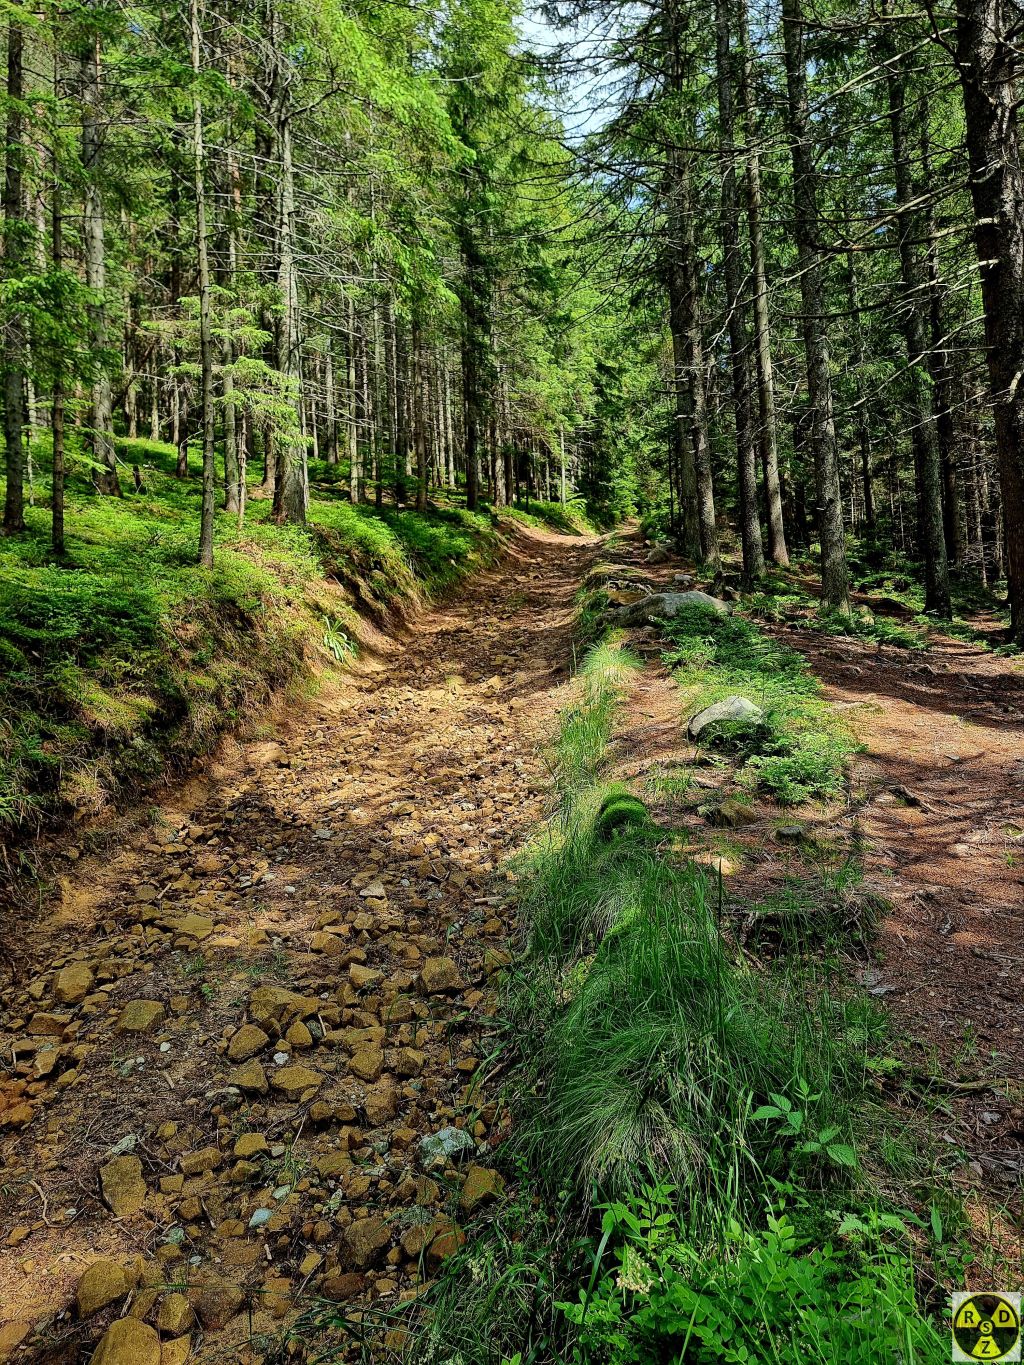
[
  {"x1": 594, "y1": 790, "x2": 652, "y2": 841},
  {"x1": 660, "y1": 604, "x2": 856, "y2": 804},
  {"x1": 557, "y1": 1192, "x2": 946, "y2": 1364},
  {"x1": 504, "y1": 499, "x2": 595, "y2": 536}
]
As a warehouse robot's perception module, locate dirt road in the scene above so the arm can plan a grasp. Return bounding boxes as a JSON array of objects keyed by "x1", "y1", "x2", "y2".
[{"x1": 0, "y1": 525, "x2": 598, "y2": 1363}]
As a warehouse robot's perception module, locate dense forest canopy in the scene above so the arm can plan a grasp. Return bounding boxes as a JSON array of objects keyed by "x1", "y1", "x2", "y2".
[{"x1": 0, "y1": 0, "x2": 1022, "y2": 621}]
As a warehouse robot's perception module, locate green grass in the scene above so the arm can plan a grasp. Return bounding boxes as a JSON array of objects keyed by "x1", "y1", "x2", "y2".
[
  {"x1": 0, "y1": 434, "x2": 500, "y2": 838},
  {"x1": 659, "y1": 602, "x2": 857, "y2": 805}
]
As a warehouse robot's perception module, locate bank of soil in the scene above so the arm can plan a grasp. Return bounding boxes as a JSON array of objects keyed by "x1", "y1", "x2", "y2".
[{"x1": 0, "y1": 525, "x2": 599, "y2": 1363}]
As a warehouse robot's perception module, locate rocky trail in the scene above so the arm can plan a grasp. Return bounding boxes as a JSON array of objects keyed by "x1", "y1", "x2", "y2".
[
  {"x1": 3, "y1": 522, "x2": 1024, "y2": 1363},
  {"x1": 0, "y1": 525, "x2": 598, "y2": 1364}
]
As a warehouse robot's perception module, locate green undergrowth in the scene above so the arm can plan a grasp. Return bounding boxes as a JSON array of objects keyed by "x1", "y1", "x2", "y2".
[
  {"x1": 746, "y1": 552, "x2": 1017, "y2": 654},
  {"x1": 660, "y1": 603, "x2": 857, "y2": 805},
  {"x1": 504, "y1": 498, "x2": 595, "y2": 536},
  {"x1": 0, "y1": 435, "x2": 500, "y2": 843},
  {"x1": 387, "y1": 638, "x2": 949, "y2": 1365}
]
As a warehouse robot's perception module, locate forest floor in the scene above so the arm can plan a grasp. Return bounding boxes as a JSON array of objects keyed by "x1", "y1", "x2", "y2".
[{"x1": 2, "y1": 522, "x2": 1024, "y2": 1364}]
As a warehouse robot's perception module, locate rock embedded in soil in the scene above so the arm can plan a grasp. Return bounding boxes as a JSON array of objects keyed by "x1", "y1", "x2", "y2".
[
  {"x1": 342, "y1": 1215, "x2": 391, "y2": 1269},
  {"x1": 230, "y1": 1058, "x2": 269, "y2": 1093},
  {"x1": 687, "y1": 696, "x2": 764, "y2": 741},
  {"x1": 459, "y1": 1164, "x2": 505, "y2": 1214},
  {"x1": 115, "y1": 999, "x2": 166, "y2": 1034},
  {"x1": 234, "y1": 1132, "x2": 268, "y2": 1159},
  {"x1": 54, "y1": 962, "x2": 95, "y2": 1005},
  {"x1": 156, "y1": 1291, "x2": 194, "y2": 1335},
  {"x1": 613, "y1": 590, "x2": 730, "y2": 626},
  {"x1": 321, "y1": 1272, "x2": 365, "y2": 1302},
  {"x1": 226, "y1": 1023, "x2": 270, "y2": 1062},
  {"x1": 419, "y1": 956, "x2": 465, "y2": 994},
  {"x1": 270, "y1": 1063, "x2": 323, "y2": 1101},
  {"x1": 75, "y1": 1259, "x2": 131, "y2": 1316},
  {"x1": 180, "y1": 1144, "x2": 222, "y2": 1176},
  {"x1": 349, "y1": 1047, "x2": 384, "y2": 1082},
  {"x1": 705, "y1": 797, "x2": 757, "y2": 829},
  {"x1": 419, "y1": 1125, "x2": 476, "y2": 1169},
  {"x1": 99, "y1": 1154, "x2": 147, "y2": 1216},
  {"x1": 91, "y1": 1318, "x2": 161, "y2": 1365},
  {"x1": 189, "y1": 1273, "x2": 244, "y2": 1330}
]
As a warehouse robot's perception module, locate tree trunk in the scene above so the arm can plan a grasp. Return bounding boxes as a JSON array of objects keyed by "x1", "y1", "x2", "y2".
[
  {"x1": 2, "y1": 17, "x2": 26, "y2": 533},
  {"x1": 79, "y1": 12, "x2": 121, "y2": 496},
  {"x1": 413, "y1": 322, "x2": 429, "y2": 512},
  {"x1": 735, "y1": 0, "x2": 788, "y2": 564},
  {"x1": 715, "y1": 0, "x2": 764, "y2": 583},
  {"x1": 845, "y1": 242, "x2": 876, "y2": 531},
  {"x1": 273, "y1": 98, "x2": 307, "y2": 524},
  {"x1": 884, "y1": 27, "x2": 950, "y2": 615},
  {"x1": 51, "y1": 116, "x2": 66, "y2": 555},
  {"x1": 221, "y1": 63, "x2": 242, "y2": 514},
  {"x1": 781, "y1": 0, "x2": 849, "y2": 611},
  {"x1": 954, "y1": 0, "x2": 1024, "y2": 635},
  {"x1": 191, "y1": 0, "x2": 216, "y2": 567}
]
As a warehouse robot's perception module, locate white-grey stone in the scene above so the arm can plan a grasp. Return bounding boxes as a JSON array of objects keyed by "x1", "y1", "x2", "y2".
[
  {"x1": 419, "y1": 1126, "x2": 476, "y2": 1169},
  {"x1": 611, "y1": 590, "x2": 731, "y2": 627},
  {"x1": 687, "y1": 696, "x2": 764, "y2": 740}
]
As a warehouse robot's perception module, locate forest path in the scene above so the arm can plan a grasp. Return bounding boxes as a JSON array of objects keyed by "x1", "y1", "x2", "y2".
[
  {"x1": 0, "y1": 524, "x2": 600, "y2": 1362},
  {"x1": 787, "y1": 625, "x2": 1024, "y2": 1075},
  {"x1": 776, "y1": 622, "x2": 1024, "y2": 1211}
]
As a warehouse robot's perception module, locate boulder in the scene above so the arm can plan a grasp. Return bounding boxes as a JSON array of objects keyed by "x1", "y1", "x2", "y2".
[
  {"x1": 75, "y1": 1259, "x2": 130, "y2": 1317},
  {"x1": 612, "y1": 590, "x2": 730, "y2": 627},
  {"x1": 91, "y1": 1319, "x2": 161, "y2": 1365},
  {"x1": 100, "y1": 1155, "x2": 147, "y2": 1217},
  {"x1": 687, "y1": 696, "x2": 764, "y2": 741}
]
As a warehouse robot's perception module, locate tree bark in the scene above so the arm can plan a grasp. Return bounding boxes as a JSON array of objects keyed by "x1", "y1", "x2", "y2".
[
  {"x1": 735, "y1": 0, "x2": 788, "y2": 564},
  {"x1": 884, "y1": 27, "x2": 950, "y2": 615},
  {"x1": 273, "y1": 87, "x2": 306, "y2": 524},
  {"x1": 715, "y1": 0, "x2": 764, "y2": 583},
  {"x1": 79, "y1": 10, "x2": 121, "y2": 496},
  {"x1": 781, "y1": 0, "x2": 849, "y2": 611},
  {"x1": 2, "y1": 17, "x2": 26, "y2": 533},
  {"x1": 954, "y1": 0, "x2": 1024, "y2": 635},
  {"x1": 191, "y1": 0, "x2": 217, "y2": 567}
]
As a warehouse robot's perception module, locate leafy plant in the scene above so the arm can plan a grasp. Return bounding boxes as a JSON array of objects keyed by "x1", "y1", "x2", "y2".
[
  {"x1": 751, "y1": 1079, "x2": 858, "y2": 1171},
  {"x1": 557, "y1": 1191, "x2": 947, "y2": 1364},
  {"x1": 321, "y1": 615, "x2": 354, "y2": 663}
]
